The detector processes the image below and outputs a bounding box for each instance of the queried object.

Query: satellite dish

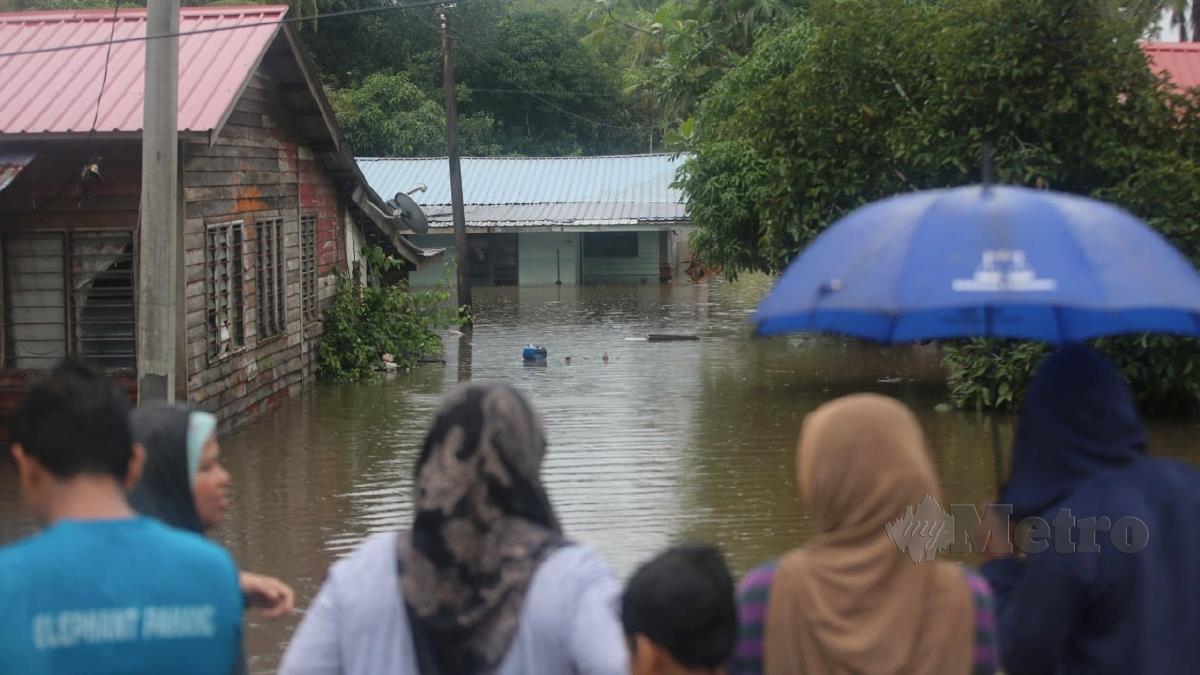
[386,191,429,234]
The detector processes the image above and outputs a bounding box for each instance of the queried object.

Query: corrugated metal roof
[424,200,686,227]
[1143,42,1200,90]
[0,6,286,136]
[0,149,36,192]
[422,202,685,228]
[358,154,687,206]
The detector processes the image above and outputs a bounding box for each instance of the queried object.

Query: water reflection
[1,277,1198,673]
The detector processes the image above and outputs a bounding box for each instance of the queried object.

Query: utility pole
[138,0,180,402]
[440,3,471,317]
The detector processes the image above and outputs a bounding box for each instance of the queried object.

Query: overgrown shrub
[317,263,462,382]
[944,336,1200,414]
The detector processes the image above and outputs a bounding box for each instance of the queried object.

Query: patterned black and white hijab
[398,383,566,674]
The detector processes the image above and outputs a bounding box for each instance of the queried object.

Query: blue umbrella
[754,185,1200,343]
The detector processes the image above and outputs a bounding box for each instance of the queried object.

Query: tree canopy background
[678,0,1200,411]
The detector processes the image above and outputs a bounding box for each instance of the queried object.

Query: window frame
[254,215,287,341]
[300,213,318,323]
[1,229,136,372]
[205,219,246,363]
[583,231,640,258]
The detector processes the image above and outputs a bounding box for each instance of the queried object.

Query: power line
[471,87,615,99]
[0,0,454,60]
[517,89,660,131]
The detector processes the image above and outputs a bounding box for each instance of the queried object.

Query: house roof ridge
[357,153,681,162]
[0,5,288,22]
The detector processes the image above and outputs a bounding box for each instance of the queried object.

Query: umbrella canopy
[754,185,1200,343]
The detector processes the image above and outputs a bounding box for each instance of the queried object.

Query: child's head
[621,543,737,675]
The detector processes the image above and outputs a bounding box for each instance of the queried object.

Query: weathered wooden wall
[183,68,345,430]
[0,141,141,439]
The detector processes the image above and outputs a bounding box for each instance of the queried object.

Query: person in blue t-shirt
[0,360,243,674]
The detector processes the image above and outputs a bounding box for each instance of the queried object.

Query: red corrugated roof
[0,5,287,136]
[1143,41,1200,90]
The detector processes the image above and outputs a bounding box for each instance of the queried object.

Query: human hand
[239,571,295,619]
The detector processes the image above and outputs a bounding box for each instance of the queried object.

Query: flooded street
[3,276,1200,672]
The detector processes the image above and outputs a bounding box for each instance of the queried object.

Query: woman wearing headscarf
[280,383,627,675]
[731,394,998,675]
[980,345,1200,675]
[129,405,295,619]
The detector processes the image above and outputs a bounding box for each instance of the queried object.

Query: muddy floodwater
[2,277,1199,672]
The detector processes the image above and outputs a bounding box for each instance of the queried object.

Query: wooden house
[0,6,431,433]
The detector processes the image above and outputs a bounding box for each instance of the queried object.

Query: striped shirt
[731,561,999,675]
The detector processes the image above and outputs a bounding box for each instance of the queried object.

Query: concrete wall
[407,233,456,287]
[345,211,368,287]
[519,231,579,285]
[581,231,661,284]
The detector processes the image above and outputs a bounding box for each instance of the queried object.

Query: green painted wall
[409,230,677,286]
[518,232,579,285]
[581,231,661,284]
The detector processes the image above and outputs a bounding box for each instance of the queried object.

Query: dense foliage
[317,253,462,382]
[329,72,501,156]
[307,0,643,156]
[680,0,1200,411]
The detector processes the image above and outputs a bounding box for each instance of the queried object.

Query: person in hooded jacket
[129,405,294,619]
[980,345,1200,675]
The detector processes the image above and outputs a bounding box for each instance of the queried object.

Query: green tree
[328,71,500,156]
[303,2,638,155]
[586,0,804,138]
[682,0,1200,410]
[456,11,637,155]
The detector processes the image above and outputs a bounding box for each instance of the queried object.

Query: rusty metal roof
[1143,42,1200,90]
[0,149,35,192]
[0,5,286,136]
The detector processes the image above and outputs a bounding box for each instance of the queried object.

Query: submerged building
[357,154,697,286]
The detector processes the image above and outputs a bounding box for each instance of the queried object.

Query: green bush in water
[943,336,1200,414]
[317,258,463,382]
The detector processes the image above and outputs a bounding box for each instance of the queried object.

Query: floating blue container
[522,344,548,361]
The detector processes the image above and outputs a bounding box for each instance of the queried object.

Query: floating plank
[646,334,700,342]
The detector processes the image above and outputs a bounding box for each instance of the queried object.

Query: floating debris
[522,344,548,362]
[646,334,700,342]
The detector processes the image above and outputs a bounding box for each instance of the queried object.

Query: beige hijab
[764,394,974,675]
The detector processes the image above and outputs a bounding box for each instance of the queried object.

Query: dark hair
[11,359,133,481]
[621,543,737,670]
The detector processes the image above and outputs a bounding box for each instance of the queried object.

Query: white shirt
[279,532,629,675]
